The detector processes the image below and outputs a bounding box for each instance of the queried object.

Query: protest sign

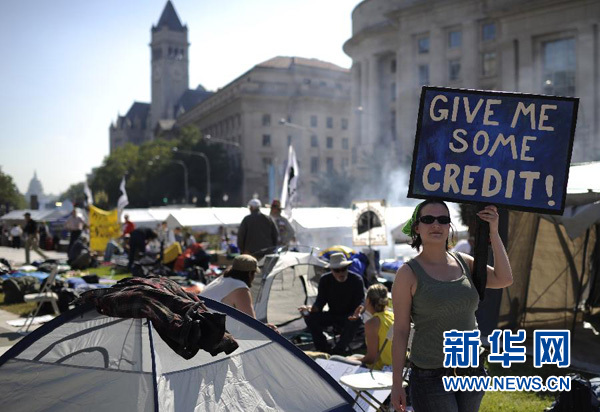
[408,87,578,215]
[89,205,121,251]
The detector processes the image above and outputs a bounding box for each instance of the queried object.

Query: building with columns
[176,57,352,205]
[344,0,600,172]
[109,1,212,152]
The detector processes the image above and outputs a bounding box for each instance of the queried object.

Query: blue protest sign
[408,87,578,214]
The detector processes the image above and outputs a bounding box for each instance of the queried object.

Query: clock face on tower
[152,65,163,81]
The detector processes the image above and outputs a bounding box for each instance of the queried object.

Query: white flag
[83,181,94,206]
[280,145,299,218]
[117,176,129,213]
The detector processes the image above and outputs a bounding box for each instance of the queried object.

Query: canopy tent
[253,251,328,334]
[499,205,599,331]
[120,207,181,228]
[292,208,354,250]
[164,207,257,233]
[0,298,354,411]
[490,162,600,370]
[0,208,68,224]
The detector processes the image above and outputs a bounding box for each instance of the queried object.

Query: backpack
[547,374,600,412]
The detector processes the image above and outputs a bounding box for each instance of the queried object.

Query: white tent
[121,207,182,228]
[0,298,354,411]
[165,207,258,233]
[253,251,328,334]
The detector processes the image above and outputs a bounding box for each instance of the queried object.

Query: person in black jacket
[127,227,158,270]
[23,213,48,264]
[237,199,278,259]
[299,253,365,355]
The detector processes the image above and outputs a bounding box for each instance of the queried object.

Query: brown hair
[366,284,389,313]
[409,199,455,251]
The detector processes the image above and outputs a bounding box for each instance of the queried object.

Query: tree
[89,126,243,208]
[58,182,85,206]
[0,167,26,214]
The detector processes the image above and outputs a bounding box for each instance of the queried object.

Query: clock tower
[150,1,189,130]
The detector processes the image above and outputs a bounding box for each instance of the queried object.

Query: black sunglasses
[419,215,451,225]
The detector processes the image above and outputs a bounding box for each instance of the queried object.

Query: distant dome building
[25,171,56,210]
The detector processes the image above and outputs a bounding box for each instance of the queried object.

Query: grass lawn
[478,358,596,411]
[0,266,131,317]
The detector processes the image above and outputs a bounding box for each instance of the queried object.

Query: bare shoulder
[455,251,474,264]
[454,251,474,272]
[395,262,417,285]
[365,315,380,329]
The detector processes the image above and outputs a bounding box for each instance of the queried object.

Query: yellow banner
[89,205,121,251]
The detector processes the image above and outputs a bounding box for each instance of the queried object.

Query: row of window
[416,37,576,97]
[262,134,349,149]
[311,157,349,174]
[417,22,496,54]
[260,156,349,175]
[262,114,349,130]
[417,52,497,85]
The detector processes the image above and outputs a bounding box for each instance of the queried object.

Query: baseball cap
[248,199,261,208]
[232,254,261,273]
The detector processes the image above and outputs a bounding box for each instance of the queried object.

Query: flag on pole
[117,176,129,214]
[83,181,94,206]
[280,145,299,218]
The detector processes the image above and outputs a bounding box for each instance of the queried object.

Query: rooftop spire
[154,1,185,32]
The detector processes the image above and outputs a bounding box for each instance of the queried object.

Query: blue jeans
[409,366,486,412]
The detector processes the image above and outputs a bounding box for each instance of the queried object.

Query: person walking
[237,199,278,259]
[23,212,48,264]
[390,200,512,412]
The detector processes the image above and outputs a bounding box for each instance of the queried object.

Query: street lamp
[149,157,189,205]
[172,147,211,207]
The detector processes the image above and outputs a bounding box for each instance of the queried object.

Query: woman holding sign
[391,199,512,412]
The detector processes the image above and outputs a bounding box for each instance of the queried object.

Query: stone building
[344,0,600,172]
[109,1,212,152]
[176,56,352,205]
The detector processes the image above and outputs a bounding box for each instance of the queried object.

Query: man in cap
[237,198,279,259]
[299,252,364,355]
[269,199,296,247]
[23,212,48,264]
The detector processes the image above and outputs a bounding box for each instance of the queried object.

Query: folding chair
[20,265,60,333]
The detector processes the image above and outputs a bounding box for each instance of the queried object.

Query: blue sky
[0,0,361,195]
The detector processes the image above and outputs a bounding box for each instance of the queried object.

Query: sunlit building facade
[176,57,352,205]
[344,0,600,172]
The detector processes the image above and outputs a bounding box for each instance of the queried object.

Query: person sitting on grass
[348,283,394,370]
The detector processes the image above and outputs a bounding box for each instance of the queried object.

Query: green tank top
[407,252,479,369]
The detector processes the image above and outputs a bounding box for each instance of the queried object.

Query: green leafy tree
[0,167,26,213]
[58,182,85,206]
[90,126,243,208]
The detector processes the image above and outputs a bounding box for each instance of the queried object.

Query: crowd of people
[0,196,513,412]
